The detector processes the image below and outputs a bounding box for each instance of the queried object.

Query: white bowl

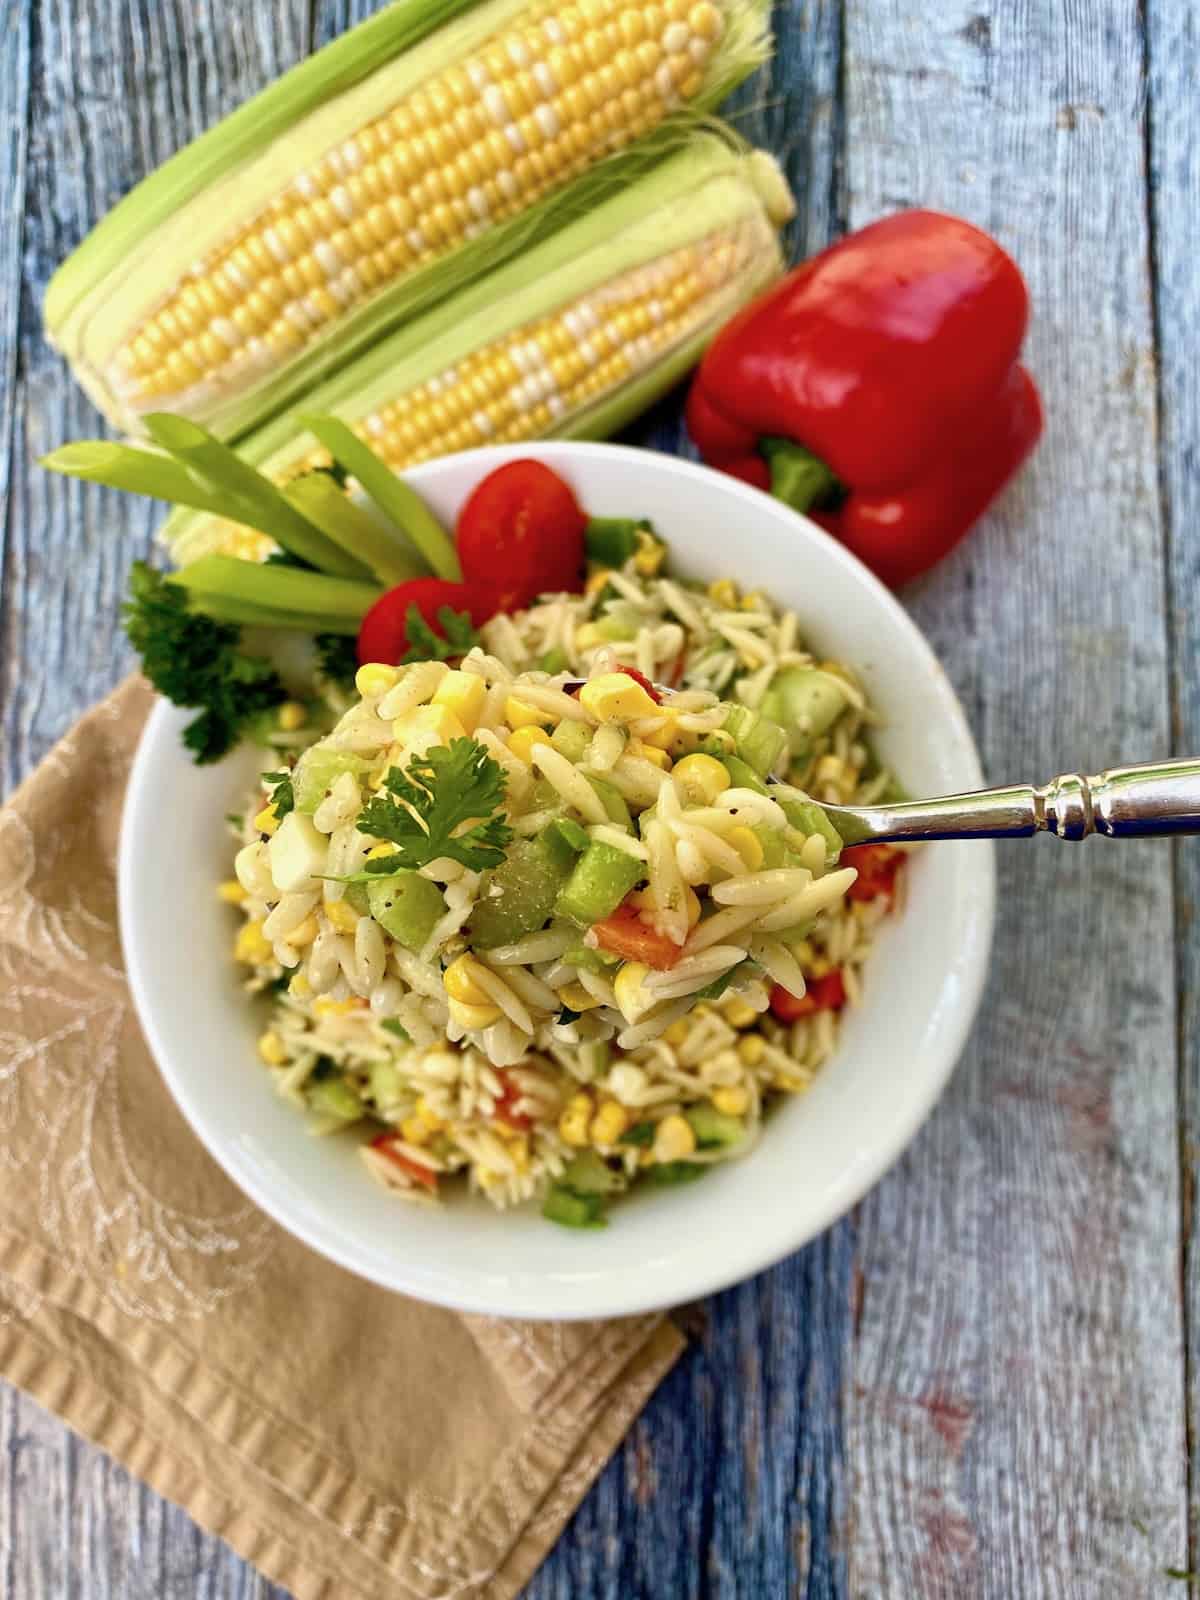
[119,442,994,1320]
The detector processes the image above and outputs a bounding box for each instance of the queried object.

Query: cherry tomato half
[843,843,905,903]
[592,902,683,971]
[768,970,847,1023]
[356,577,495,666]
[456,459,586,612]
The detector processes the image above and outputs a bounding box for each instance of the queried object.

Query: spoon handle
[822,758,1200,845]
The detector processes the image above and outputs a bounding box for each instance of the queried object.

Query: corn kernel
[558,1091,594,1147]
[401,1115,431,1146]
[585,567,614,596]
[393,702,468,746]
[324,896,359,933]
[415,1096,445,1132]
[558,982,602,1012]
[447,996,503,1030]
[639,710,679,750]
[313,996,365,1018]
[433,669,487,733]
[712,1085,749,1117]
[355,662,400,698]
[737,1034,766,1067]
[289,973,312,999]
[632,529,665,576]
[277,700,307,732]
[444,953,493,1006]
[507,726,546,764]
[628,739,670,769]
[613,960,653,1023]
[234,920,273,964]
[285,915,319,947]
[257,1031,288,1066]
[727,825,764,871]
[506,1132,531,1172]
[505,694,555,730]
[707,578,738,607]
[217,879,247,905]
[574,622,606,651]
[672,753,730,806]
[664,1019,691,1048]
[253,804,280,836]
[590,1099,631,1145]
[721,996,759,1029]
[810,955,833,979]
[653,1113,697,1163]
[579,671,659,722]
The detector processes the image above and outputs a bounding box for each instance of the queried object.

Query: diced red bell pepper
[369,1133,438,1191]
[592,902,683,970]
[843,843,905,903]
[616,664,663,703]
[769,970,847,1023]
[686,209,1043,586]
[492,1069,533,1132]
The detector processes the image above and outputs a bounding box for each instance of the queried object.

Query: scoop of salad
[236,647,859,1067]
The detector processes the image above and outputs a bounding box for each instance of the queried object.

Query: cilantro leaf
[314,632,359,688]
[124,561,286,764]
[356,738,513,873]
[401,604,480,665]
[262,769,295,819]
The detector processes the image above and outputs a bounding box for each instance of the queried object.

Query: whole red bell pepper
[685,209,1043,587]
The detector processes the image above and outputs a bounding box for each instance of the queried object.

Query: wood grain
[842,2,1188,1595]
[1147,0,1200,1587]
[0,1,1195,1597]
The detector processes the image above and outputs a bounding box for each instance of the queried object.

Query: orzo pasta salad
[224,515,909,1226]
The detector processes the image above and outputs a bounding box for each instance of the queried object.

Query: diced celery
[721,704,788,777]
[292,747,372,815]
[306,1075,362,1122]
[542,1186,607,1228]
[751,824,788,868]
[585,775,632,830]
[760,667,851,753]
[561,1150,624,1196]
[649,1162,708,1186]
[555,842,643,925]
[366,872,445,952]
[469,834,575,949]
[550,816,591,854]
[367,1059,404,1111]
[550,720,592,762]
[719,755,770,794]
[776,791,844,865]
[563,943,621,973]
[685,1105,745,1149]
[539,647,569,674]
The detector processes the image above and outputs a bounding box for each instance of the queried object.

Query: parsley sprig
[262,770,295,819]
[356,738,513,874]
[124,561,285,763]
[402,605,480,664]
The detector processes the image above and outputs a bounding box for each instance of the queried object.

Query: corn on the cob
[46,0,771,442]
[164,129,793,564]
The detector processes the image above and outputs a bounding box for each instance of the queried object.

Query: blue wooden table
[2,2,1198,1594]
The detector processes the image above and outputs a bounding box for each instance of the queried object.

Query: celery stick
[283,473,428,587]
[168,555,379,619]
[40,440,236,517]
[144,414,370,579]
[300,416,461,580]
[184,595,360,634]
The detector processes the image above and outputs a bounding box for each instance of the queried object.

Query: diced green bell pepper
[469,832,576,949]
[555,841,643,925]
[366,871,445,952]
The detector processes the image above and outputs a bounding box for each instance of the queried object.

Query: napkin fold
[0,679,683,1600]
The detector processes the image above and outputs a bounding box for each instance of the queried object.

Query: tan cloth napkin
[0,678,683,1600]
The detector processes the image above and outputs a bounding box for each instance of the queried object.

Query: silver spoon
[805,760,1200,845]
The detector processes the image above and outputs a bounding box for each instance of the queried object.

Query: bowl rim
[119,440,994,1318]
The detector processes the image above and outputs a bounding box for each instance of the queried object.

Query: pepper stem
[761,437,840,515]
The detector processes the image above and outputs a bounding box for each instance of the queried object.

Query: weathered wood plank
[842,2,1187,1595]
[0,3,306,1598]
[1147,0,1200,1586]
